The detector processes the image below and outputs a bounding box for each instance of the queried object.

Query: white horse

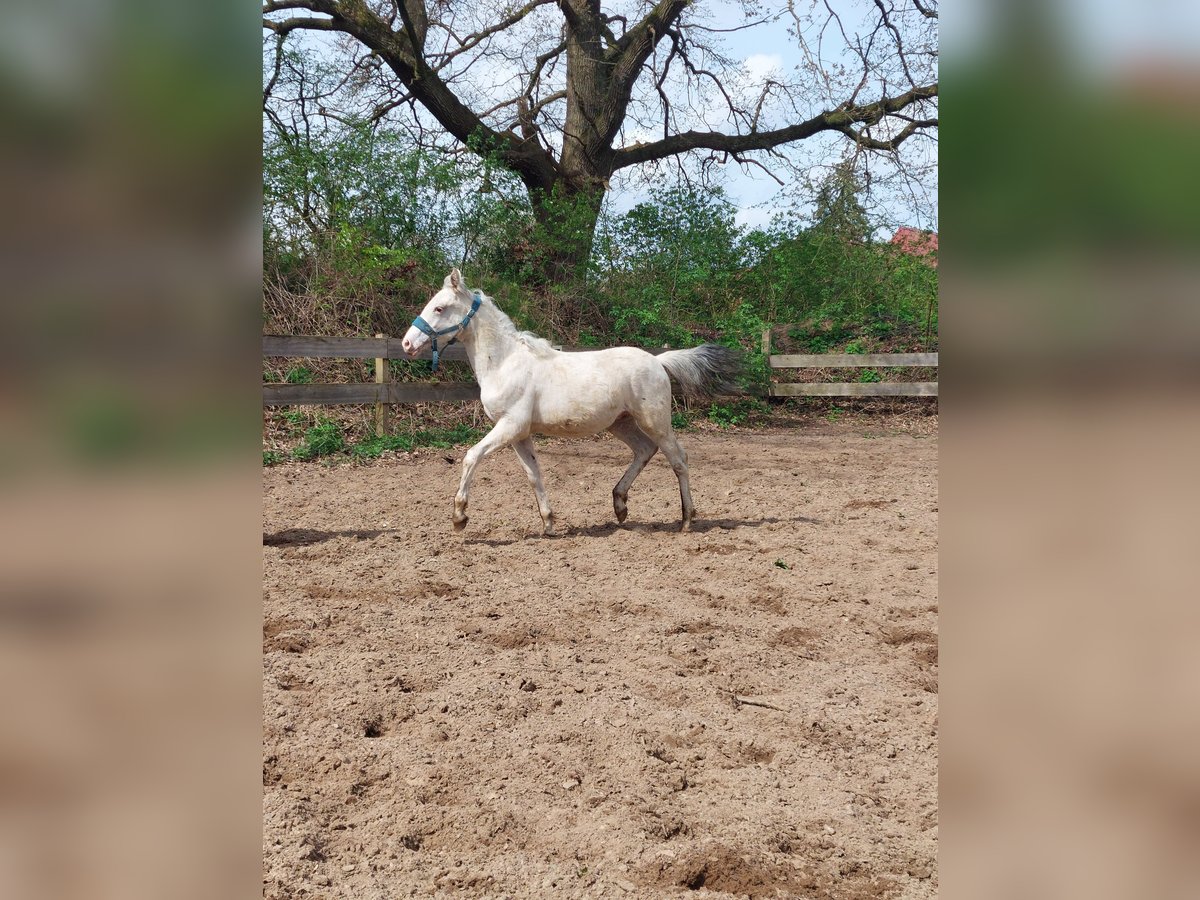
[401,269,741,535]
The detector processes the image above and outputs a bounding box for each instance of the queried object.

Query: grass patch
[292,419,345,460]
[706,398,769,429]
[272,420,486,464]
[411,423,485,449]
[348,424,486,460]
[350,433,414,458]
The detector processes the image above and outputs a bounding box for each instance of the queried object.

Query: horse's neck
[460,304,523,383]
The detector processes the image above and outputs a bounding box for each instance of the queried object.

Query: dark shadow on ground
[263,528,400,546]
[266,515,819,548]
[462,515,819,546]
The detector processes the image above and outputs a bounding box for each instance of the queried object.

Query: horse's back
[521,345,671,436]
[552,346,670,394]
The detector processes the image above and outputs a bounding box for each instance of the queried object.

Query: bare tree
[263,0,937,277]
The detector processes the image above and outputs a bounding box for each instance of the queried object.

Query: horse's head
[401,268,477,357]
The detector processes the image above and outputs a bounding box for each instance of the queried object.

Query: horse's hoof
[679,519,692,533]
[453,516,468,532]
[613,495,628,523]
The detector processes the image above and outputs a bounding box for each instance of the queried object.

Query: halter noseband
[411,292,482,372]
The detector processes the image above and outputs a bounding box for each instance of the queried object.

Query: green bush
[706,398,769,429]
[292,419,345,460]
[671,410,693,431]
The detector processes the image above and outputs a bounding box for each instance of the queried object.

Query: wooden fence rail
[763,329,937,398]
[262,332,937,406]
[262,334,471,362]
[264,382,481,406]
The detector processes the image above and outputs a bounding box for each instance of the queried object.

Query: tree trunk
[526,178,605,284]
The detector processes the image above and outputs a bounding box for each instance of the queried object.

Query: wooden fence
[761,330,937,397]
[262,331,937,419]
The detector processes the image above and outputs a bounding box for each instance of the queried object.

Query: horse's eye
[434,306,444,314]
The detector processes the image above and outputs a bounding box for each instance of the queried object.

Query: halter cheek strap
[411,292,482,372]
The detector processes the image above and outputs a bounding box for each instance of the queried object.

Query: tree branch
[612,83,938,169]
[836,116,938,151]
[263,16,340,36]
[264,0,561,190]
[263,33,286,106]
[427,0,554,68]
[873,0,915,87]
[263,0,326,13]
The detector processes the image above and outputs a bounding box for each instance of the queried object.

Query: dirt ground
[263,419,938,899]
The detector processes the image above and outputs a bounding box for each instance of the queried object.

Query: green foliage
[858,368,883,383]
[706,398,769,429]
[280,409,307,430]
[671,409,693,431]
[284,366,314,384]
[263,450,286,466]
[788,322,856,353]
[349,433,414,458]
[265,120,499,264]
[286,420,485,462]
[774,559,790,570]
[410,424,486,449]
[811,162,872,243]
[292,419,345,460]
[349,424,486,460]
[594,186,749,346]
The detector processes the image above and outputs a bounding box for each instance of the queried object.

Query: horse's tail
[657,343,744,400]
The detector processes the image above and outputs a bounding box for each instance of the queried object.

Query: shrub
[293,419,345,460]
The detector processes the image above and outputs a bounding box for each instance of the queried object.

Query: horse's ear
[444,268,463,291]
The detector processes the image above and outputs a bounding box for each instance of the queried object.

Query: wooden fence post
[374,334,389,436]
[761,327,771,356]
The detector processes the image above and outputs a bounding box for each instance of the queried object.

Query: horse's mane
[476,290,558,358]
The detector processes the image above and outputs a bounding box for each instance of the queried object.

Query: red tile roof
[890,227,938,265]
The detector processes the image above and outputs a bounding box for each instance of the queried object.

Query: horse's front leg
[453,418,526,531]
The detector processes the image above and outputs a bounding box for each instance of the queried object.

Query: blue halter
[411,292,482,372]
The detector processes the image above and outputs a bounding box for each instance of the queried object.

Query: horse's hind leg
[608,416,658,524]
[630,408,695,532]
[656,431,695,532]
[512,437,556,536]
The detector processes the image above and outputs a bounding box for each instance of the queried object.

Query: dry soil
[263,421,938,899]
